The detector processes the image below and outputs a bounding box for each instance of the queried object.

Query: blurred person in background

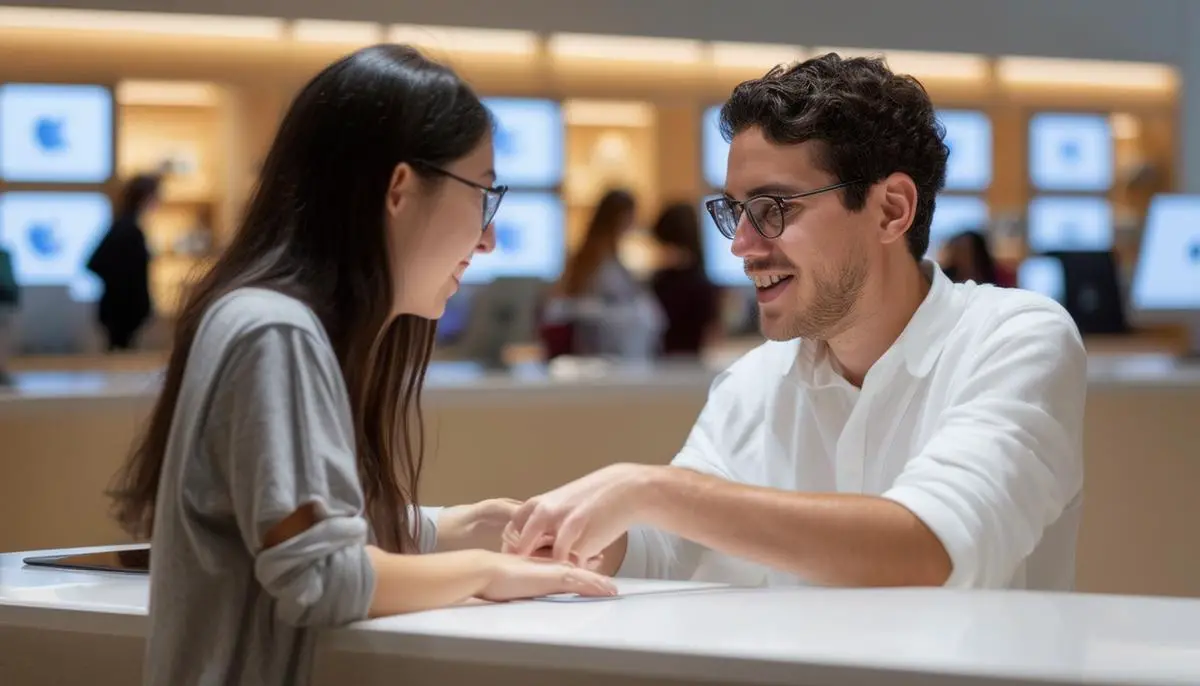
[505,54,1086,593]
[0,244,17,385]
[87,173,159,352]
[542,189,664,360]
[107,45,613,686]
[650,202,720,357]
[938,229,1014,287]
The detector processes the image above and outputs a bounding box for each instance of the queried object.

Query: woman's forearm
[365,546,496,616]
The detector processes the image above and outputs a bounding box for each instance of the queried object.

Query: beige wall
[2,376,1198,598]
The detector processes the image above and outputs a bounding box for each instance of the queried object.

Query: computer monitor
[928,196,989,258]
[0,191,112,302]
[1018,252,1128,334]
[452,277,545,369]
[482,98,564,189]
[702,105,729,190]
[462,191,565,285]
[1018,256,1067,303]
[1027,196,1113,253]
[699,199,745,288]
[0,83,114,183]
[1129,194,1200,355]
[1028,112,1113,192]
[939,110,992,192]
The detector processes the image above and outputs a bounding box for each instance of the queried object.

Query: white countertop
[3,546,1200,686]
[3,353,1199,404]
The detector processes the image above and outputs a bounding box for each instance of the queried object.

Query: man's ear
[876,172,918,248]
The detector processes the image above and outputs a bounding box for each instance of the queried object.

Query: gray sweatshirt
[143,288,439,686]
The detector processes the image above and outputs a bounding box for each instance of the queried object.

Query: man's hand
[436,498,522,552]
[501,463,657,564]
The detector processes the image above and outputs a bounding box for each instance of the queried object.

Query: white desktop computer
[1129,194,1200,357]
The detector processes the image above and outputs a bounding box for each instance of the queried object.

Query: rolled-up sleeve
[207,325,374,627]
[883,306,1088,589]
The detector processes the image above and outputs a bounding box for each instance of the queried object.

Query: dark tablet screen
[23,546,150,574]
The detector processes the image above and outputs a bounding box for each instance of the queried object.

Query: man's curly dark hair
[719,53,949,261]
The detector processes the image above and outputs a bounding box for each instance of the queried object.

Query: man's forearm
[639,467,951,587]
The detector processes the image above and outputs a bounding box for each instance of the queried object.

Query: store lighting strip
[116,80,221,107]
[549,33,704,65]
[814,46,990,81]
[996,56,1178,91]
[562,100,656,127]
[387,24,539,56]
[0,6,285,39]
[291,19,384,46]
[710,42,808,69]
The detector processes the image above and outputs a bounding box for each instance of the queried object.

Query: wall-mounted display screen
[938,110,992,192]
[462,191,565,284]
[1027,196,1113,253]
[702,105,729,190]
[1028,112,1113,192]
[700,199,745,287]
[0,191,112,301]
[1130,194,1200,311]
[1018,256,1067,304]
[0,83,114,184]
[482,98,564,189]
[927,195,989,258]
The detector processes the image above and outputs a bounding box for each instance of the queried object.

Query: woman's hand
[436,498,522,552]
[477,553,617,602]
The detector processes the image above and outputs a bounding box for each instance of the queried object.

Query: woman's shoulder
[198,288,331,357]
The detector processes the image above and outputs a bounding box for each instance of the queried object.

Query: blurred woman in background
[649,203,720,357]
[543,189,664,359]
[939,229,1014,287]
[108,44,613,686]
[87,173,159,351]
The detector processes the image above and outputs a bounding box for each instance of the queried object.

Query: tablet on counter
[23,545,150,574]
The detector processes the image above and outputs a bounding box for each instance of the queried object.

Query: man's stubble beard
[760,253,869,342]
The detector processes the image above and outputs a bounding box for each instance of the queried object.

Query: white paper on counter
[532,580,729,602]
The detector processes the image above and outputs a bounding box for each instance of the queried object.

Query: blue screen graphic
[1018,256,1067,303]
[702,105,729,190]
[938,110,992,192]
[1130,194,1200,311]
[1029,113,1113,192]
[482,98,564,189]
[928,196,990,258]
[700,199,746,287]
[462,191,565,284]
[0,191,113,301]
[0,83,114,183]
[1027,196,1113,253]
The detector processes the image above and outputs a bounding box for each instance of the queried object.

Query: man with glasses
[505,54,1087,590]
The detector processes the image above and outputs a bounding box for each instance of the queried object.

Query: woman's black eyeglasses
[412,160,508,230]
[704,180,861,240]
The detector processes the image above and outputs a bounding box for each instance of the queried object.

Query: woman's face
[384,135,497,319]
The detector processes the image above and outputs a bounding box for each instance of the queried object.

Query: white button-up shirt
[619,262,1087,590]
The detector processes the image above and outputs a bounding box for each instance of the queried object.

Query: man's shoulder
[956,283,1082,344]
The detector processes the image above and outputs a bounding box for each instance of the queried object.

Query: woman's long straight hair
[109,45,492,553]
[559,189,636,297]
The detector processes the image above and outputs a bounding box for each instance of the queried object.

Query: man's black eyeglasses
[704,180,861,240]
[412,160,508,230]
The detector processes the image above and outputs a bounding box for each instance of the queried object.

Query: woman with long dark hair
[109,45,614,686]
[543,189,664,359]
